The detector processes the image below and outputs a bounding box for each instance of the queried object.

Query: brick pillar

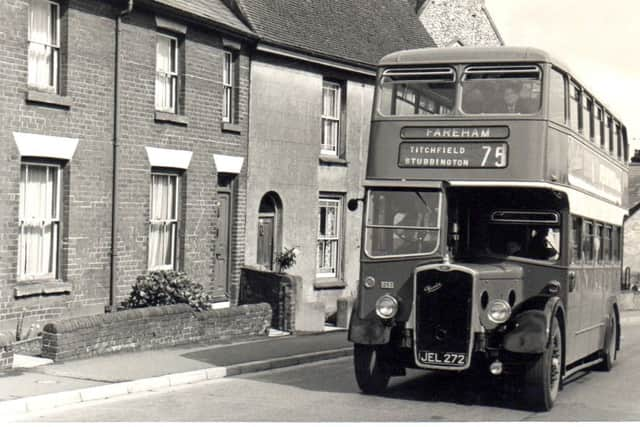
[0,332,15,370]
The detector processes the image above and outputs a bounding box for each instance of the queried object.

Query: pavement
[1,310,640,420]
[0,327,352,419]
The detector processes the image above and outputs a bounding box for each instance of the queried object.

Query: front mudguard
[503,296,563,354]
[348,299,392,345]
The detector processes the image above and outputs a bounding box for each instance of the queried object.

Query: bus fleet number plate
[418,351,466,366]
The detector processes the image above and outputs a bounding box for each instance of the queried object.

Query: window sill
[319,156,348,166]
[221,122,241,134]
[26,90,71,109]
[14,280,72,298]
[155,111,189,126]
[314,278,347,290]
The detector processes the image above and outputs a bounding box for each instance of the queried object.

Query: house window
[321,80,341,157]
[317,196,342,278]
[28,0,60,92]
[222,50,235,123]
[18,163,61,280]
[149,173,179,270]
[155,34,179,113]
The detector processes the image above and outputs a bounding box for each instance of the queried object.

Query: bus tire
[523,315,562,412]
[597,310,617,372]
[353,344,390,394]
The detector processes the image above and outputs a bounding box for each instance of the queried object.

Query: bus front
[349,47,576,411]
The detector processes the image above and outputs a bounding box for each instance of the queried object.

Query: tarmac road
[18,323,640,422]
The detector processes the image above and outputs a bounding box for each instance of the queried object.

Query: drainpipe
[109,0,134,311]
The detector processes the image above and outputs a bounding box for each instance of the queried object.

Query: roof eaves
[138,0,258,40]
[258,38,378,73]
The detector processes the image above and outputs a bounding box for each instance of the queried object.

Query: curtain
[28,0,54,89]
[19,165,58,278]
[149,175,176,268]
[155,37,173,111]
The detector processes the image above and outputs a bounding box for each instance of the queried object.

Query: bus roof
[379,46,569,72]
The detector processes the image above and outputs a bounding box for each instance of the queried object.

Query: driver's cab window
[364,189,441,258]
[487,211,560,262]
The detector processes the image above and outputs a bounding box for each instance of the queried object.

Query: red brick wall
[0,0,118,331]
[0,333,15,370]
[239,267,298,332]
[0,1,250,331]
[114,8,250,303]
[41,303,271,361]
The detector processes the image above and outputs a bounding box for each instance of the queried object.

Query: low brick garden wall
[42,303,271,362]
[0,332,14,370]
[239,267,298,332]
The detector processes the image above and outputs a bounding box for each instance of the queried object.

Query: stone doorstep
[12,354,53,369]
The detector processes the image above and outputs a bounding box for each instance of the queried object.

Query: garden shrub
[121,270,212,312]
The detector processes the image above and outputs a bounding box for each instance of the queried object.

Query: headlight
[487,299,511,324]
[364,276,376,289]
[375,295,398,320]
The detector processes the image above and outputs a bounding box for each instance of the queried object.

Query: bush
[275,247,297,273]
[121,270,212,312]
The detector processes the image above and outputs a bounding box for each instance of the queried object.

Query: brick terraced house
[0,0,255,333]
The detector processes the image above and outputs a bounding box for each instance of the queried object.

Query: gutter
[109,0,134,311]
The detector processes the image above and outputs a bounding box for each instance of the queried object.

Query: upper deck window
[569,83,581,133]
[461,65,542,115]
[378,67,456,116]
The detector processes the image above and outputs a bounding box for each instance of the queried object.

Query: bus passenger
[462,88,485,114]
[502,83,521,113]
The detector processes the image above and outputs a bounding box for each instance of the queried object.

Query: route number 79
[481,145,507,167]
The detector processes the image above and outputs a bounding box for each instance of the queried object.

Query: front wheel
[353,344,390,394]
[523,316,563,411]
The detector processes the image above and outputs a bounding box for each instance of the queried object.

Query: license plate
[418,351,466,366]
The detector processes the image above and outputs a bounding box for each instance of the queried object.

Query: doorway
[257,192,282,270]
[214,174,236,298]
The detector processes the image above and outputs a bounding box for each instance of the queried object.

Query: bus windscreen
[365,190,441,257]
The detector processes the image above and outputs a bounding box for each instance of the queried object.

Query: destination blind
[398,142,508,168]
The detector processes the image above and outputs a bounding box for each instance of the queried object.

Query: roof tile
[235,0,435,67]
[154,0,254,37]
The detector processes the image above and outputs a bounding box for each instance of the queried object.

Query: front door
[214,192,231,296]
[257,215,275,269]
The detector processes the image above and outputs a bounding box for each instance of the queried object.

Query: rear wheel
[523,316,562,411]
[353,344,390,394]
[597,310,617,371]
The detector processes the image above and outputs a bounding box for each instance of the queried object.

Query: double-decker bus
[348,47,629,411]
